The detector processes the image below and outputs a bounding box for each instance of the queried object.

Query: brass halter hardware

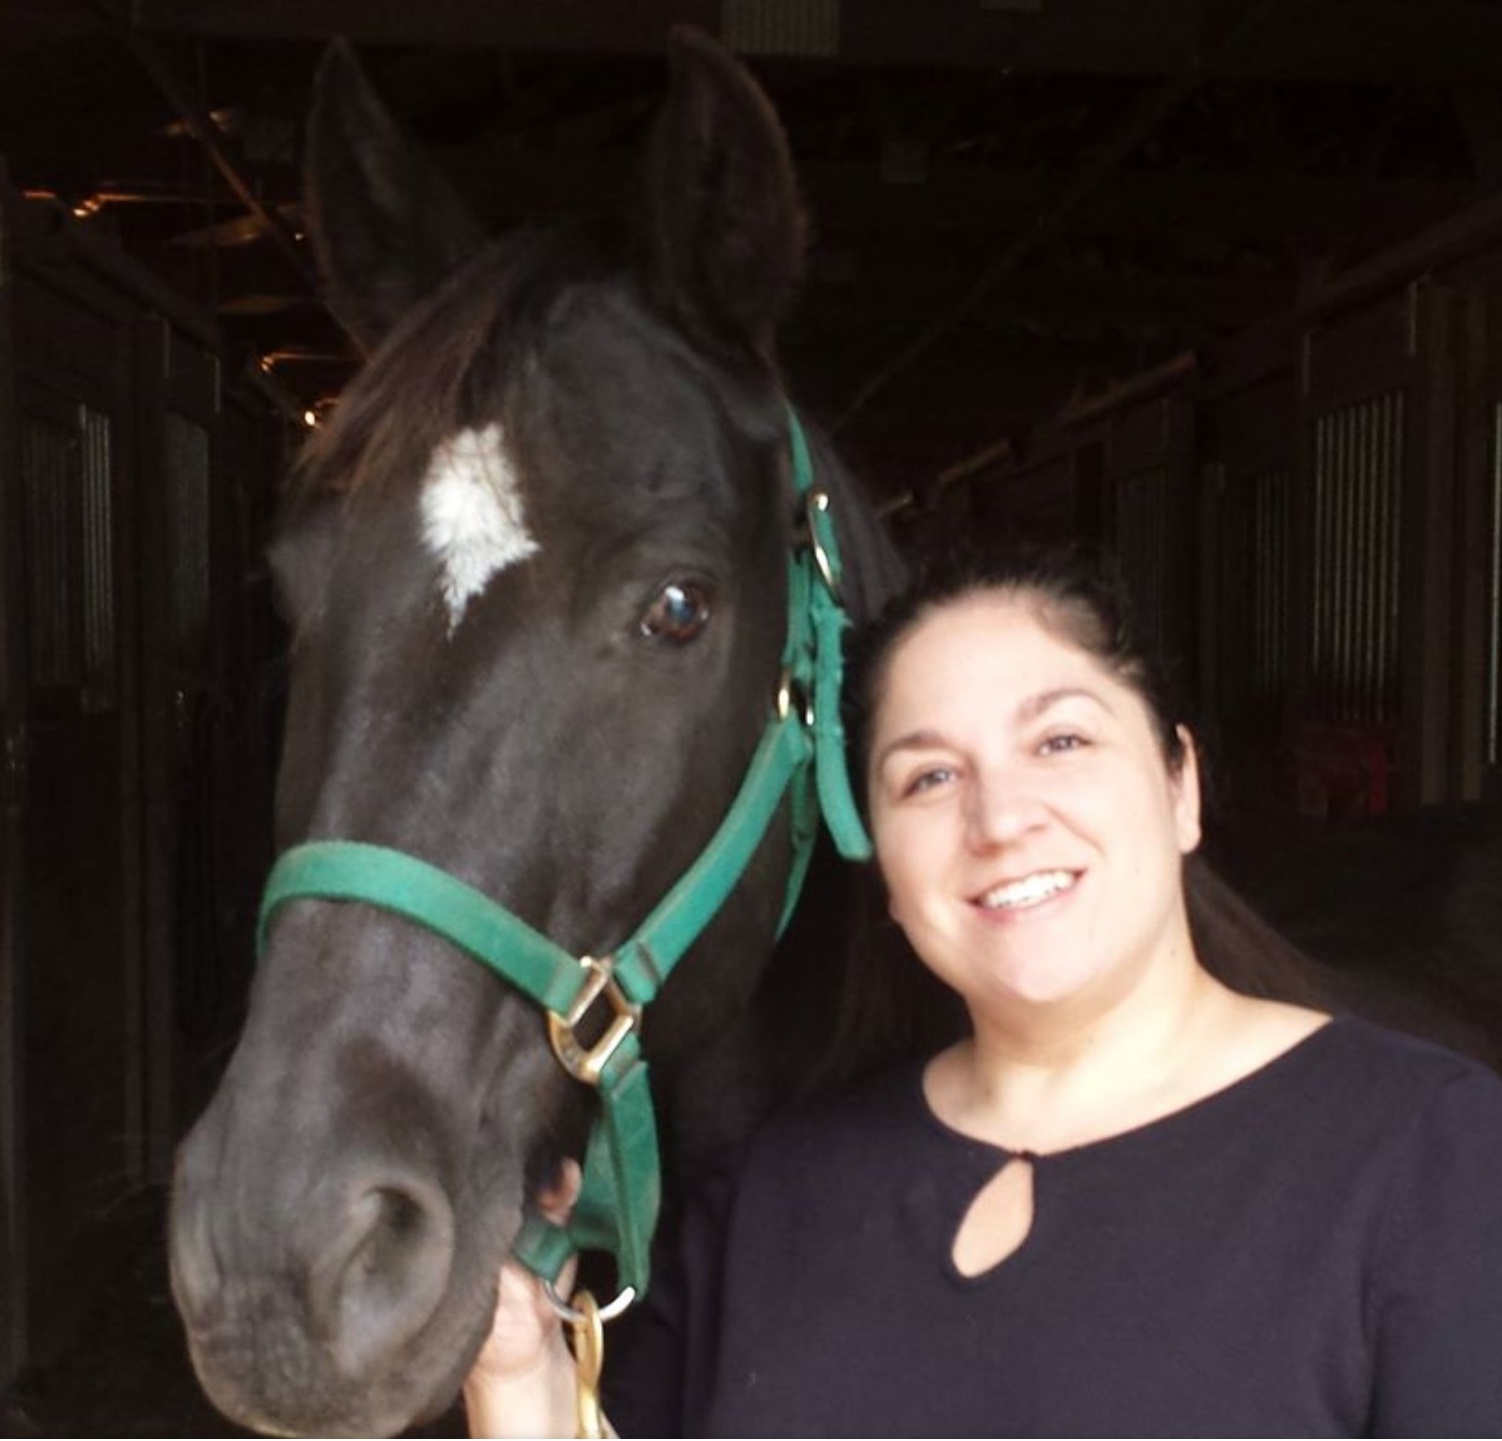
[805,489,842,602]
[566,1289,607,1439]
[546,956,641,1086]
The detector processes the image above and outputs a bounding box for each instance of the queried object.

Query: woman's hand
[464,1163,583,1439]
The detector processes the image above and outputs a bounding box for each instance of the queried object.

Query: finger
[536,1158,582,1224]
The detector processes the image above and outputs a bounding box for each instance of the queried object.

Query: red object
[1294,722,1395,819]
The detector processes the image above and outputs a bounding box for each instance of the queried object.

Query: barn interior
[3,2,1501,500]
[2,1,1502,1434]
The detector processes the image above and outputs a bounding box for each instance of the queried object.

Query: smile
[977,869,1078,911]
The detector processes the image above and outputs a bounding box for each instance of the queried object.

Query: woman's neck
[925,937,1245,1153]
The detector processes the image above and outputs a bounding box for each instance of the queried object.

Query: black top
[608,1018,1502,1438]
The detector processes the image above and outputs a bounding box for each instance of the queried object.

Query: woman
[468,545,1502,1437]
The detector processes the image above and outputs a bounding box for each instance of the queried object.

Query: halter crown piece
[256,407,870,1318]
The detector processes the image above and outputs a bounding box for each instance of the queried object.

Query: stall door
[9,267,144,1365]
[137,326,288,1165]
[1105,394,1197,682]
[1297,282,1436,812]
[137,322,228,1174]
[1458,261,1502,802]
[1197,371,1298,805]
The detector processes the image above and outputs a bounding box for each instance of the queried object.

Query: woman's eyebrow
[874,686,1116,770]
[873,729,950,771]
[1017,685,1114,722]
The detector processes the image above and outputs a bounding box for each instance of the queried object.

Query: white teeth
[980,870,1076,911]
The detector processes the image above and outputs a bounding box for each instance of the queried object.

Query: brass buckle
[804,489,842,601]
[547,956,641,1086]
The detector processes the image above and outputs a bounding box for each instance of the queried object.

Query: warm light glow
[303,410,318,428]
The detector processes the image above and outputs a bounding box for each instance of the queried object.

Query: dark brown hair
[849,539,1187,785]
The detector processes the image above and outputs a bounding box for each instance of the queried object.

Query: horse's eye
[640,580,712,643]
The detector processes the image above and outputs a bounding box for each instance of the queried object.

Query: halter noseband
[255,407,869,1314]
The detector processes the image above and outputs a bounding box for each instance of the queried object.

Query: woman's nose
[964,770,1047,849]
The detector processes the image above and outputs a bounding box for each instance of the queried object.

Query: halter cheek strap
[255,407,869,1311]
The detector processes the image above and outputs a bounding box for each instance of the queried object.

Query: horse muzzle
[169,1089,508,1437]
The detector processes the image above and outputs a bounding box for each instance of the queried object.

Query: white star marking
[419,422,540,630]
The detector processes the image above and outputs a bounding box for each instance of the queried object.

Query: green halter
[256,407,869,1314]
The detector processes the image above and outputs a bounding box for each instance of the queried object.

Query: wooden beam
[797,256,1288,331]
[832,0,1285,429]
[87,3,320,295]
[1300,187,1502,322]
[129,0,1502,82]
[1055,348,1198,425]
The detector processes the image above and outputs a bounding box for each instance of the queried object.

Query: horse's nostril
[310,1176,457,1377]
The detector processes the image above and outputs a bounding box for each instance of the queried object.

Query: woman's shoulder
[1313,1012,1501,1089]
[1204,987,1497,1095]
[1081,1007,1502,1170]
[1266,1011,1502,1150]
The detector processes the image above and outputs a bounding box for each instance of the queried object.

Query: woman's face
[866,590,1201,1017]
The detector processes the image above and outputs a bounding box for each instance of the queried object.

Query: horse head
[168,28,901,1437]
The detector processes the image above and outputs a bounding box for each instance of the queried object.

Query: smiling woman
[866,587,1202,1020]
[855,551,1339,1155]
[468,542,1502,1438]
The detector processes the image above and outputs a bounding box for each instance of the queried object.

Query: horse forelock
[289,226,617,505]
[278,227,645,628]
[284,219,800,633]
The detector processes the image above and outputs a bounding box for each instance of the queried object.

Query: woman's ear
[1172,724,1202,855]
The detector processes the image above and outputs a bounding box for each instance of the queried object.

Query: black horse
[168,30,902,1438]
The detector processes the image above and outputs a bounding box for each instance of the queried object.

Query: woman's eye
[1039,732,1087,756]
[640,580,712,643]
[902,766,955,797]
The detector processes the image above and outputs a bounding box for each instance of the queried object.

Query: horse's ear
[305,39,485,353]
[637,26,806,363]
